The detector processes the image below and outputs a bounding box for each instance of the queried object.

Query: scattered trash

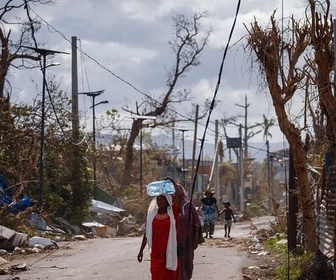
[0,256,8,265]
[9,263,27,272]
[27,213,47,231]
[0,225,28,250]
[117,215,138,235]
[0,225,16,240]
[82,222,107,237]
[257,251,270,256]
[10,232,28,247]
[250,235,259,243]
[54,217,81,235]
[105,226,117,238]
[54,236,65,242]
[0,249,7,255]
[72,235,86,241]
[28,236,58,249]
[247,266,259,269]
[90,199,125,215]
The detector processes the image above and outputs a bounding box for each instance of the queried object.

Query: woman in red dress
[137,182,181,280]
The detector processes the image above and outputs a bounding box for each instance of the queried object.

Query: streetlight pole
[29,47,68,207]
[182,130,186,187]
[197,138,207,191]
[173,128,192,189]
[79,90,108,199]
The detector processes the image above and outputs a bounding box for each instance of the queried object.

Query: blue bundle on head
[146,180,176,196]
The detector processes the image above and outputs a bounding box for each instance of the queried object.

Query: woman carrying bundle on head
[137,177,182,280]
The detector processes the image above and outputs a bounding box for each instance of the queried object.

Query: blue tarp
[0,173,31,213]
[0,173,12,206]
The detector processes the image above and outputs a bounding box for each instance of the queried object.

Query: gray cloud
[7,0,326,145]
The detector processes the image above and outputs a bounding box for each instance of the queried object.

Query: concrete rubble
[0,198,143,275]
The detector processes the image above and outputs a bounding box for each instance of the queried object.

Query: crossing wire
[190,0,241,199]
[185,0,242,277]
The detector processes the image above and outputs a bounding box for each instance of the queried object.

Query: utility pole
[72,36,79,142]
[214,120,220,201]
[266,139,271,211]
[288,149,298,251]
[172,121,176,179]
[235,96,250,159]
[181,129,187,188]
[239,124,244,212]
[191,105,199,196]
[71,36,83,209]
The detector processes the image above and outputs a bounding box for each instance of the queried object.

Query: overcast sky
[6,0,336,158]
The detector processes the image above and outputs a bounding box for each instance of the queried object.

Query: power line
[190,0,242,199]
[24,3,89,146]
[27,7,196,123]
[25,4,270,158]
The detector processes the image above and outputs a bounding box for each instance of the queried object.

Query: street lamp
[29,47,68,207]
[129,115,157,195]
[173,127,193,188]
[79,90,108,199]
[198,138,207,191]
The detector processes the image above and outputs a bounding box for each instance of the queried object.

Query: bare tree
[245,0,334,252]
[0,0,54,184]
[0,0,56,100]
[121,12,211,187]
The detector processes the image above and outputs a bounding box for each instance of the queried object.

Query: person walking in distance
[200,188,219,238]
[220,201,235,238]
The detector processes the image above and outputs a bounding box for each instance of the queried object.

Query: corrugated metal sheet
[319,203,334,258]
[318,166,336,260]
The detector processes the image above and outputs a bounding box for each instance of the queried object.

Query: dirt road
[0,216,275,280]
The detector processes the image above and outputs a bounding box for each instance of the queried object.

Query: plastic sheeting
[90,199,125,214]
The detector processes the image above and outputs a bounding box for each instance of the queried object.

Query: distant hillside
[151,134,287,163]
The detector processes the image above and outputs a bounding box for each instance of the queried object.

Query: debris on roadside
[242,229,284,280]
[0,225,28,251]
[72,235,87,241]
[8,263,27,272]
[0,256,8,265]
[28,236,58,249]
[82,221,107,237]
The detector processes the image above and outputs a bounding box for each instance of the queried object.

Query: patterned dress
[201,197,218,235]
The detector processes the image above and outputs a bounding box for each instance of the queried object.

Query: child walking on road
[219,202,235,238]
